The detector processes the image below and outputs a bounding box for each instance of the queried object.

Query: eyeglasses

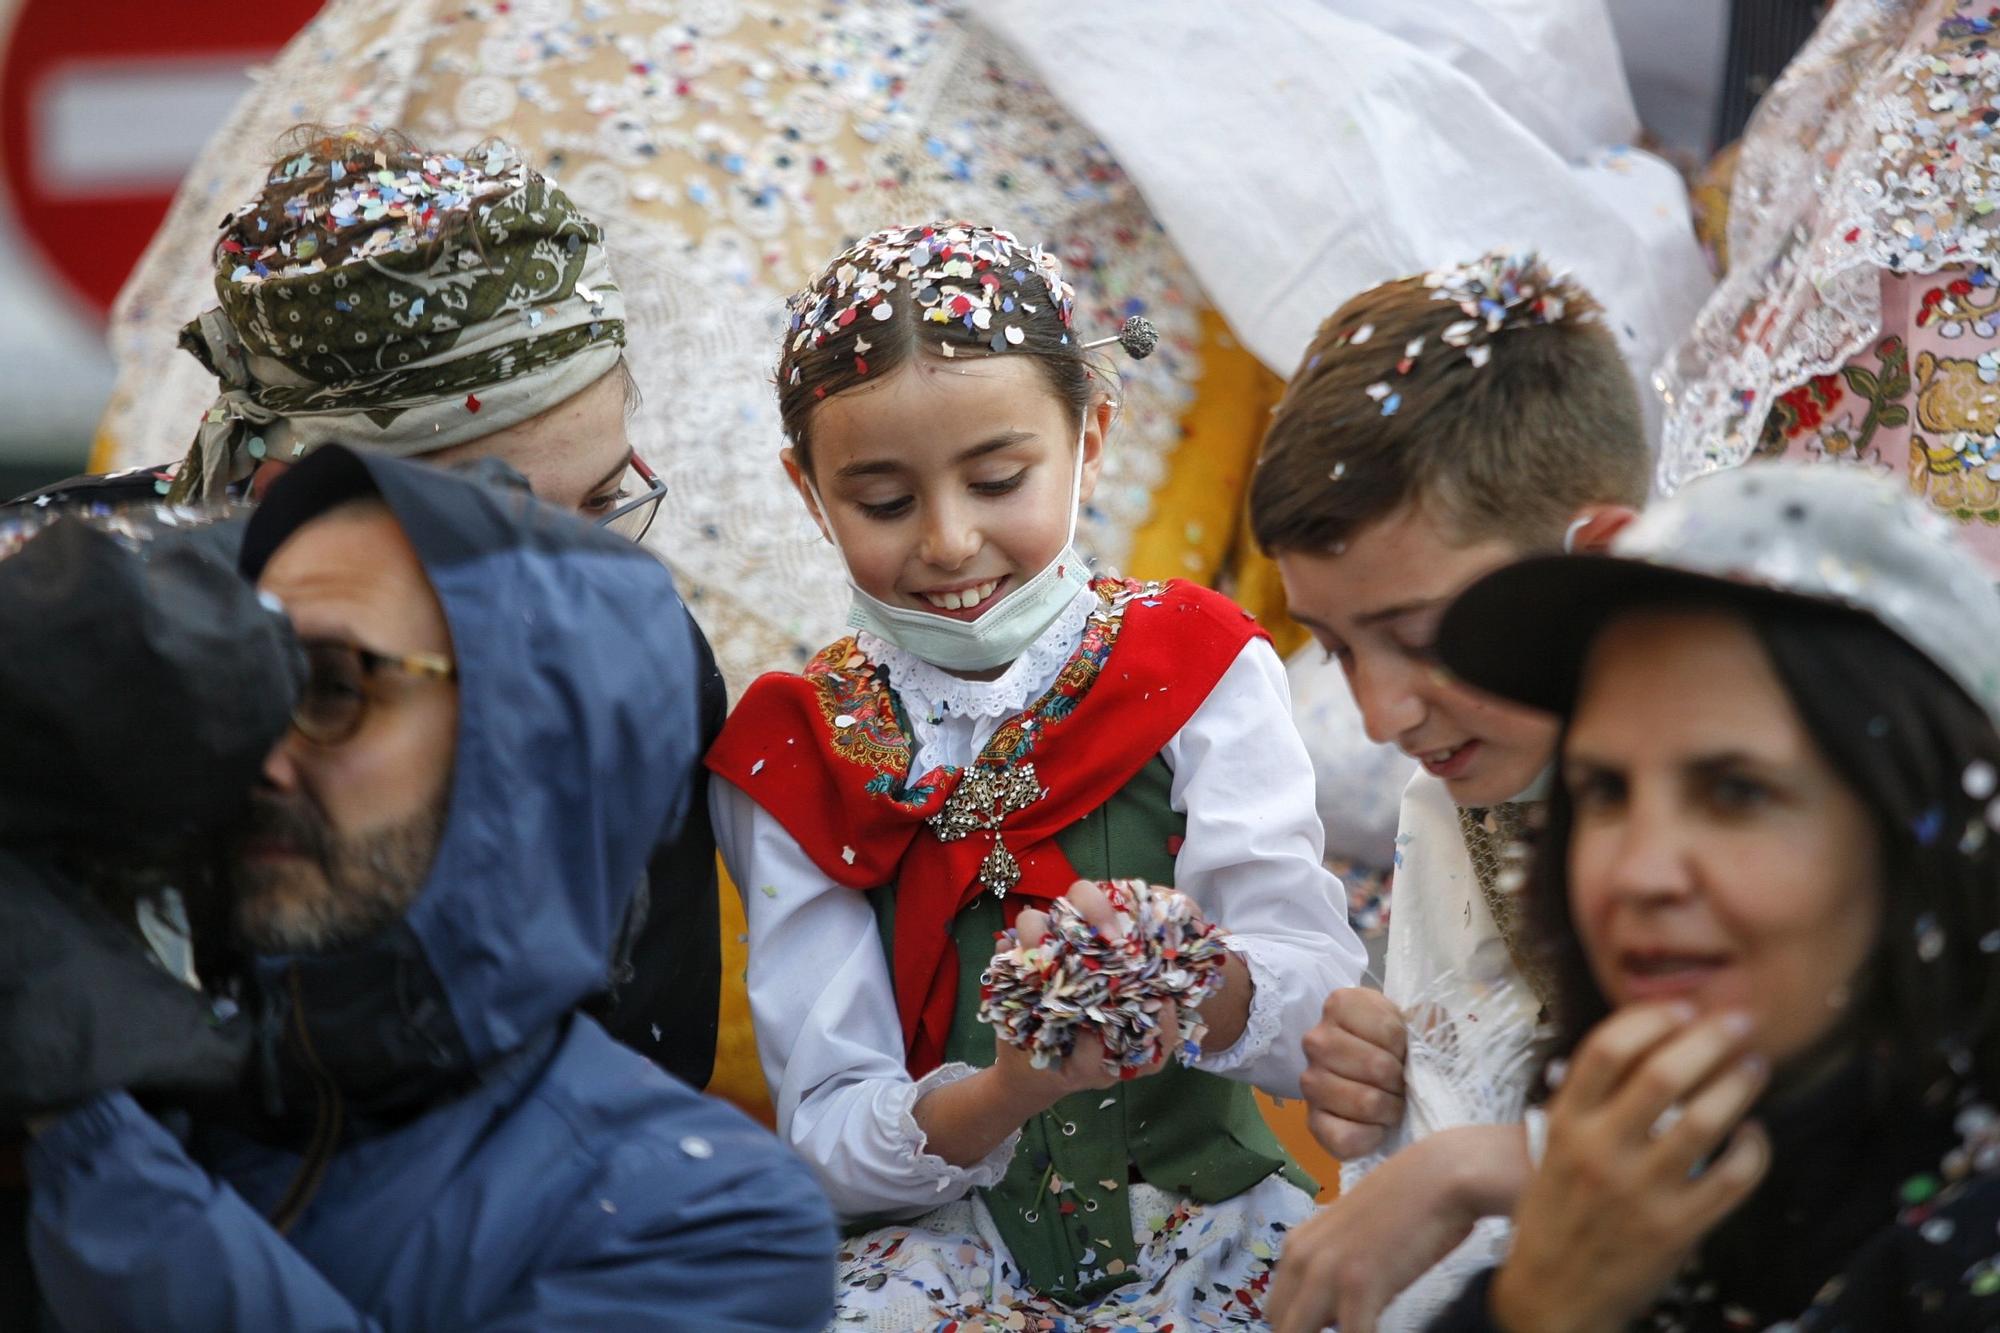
[597,454,667,542]
[294,639,457,746]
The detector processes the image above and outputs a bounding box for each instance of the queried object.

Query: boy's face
[1277,502,1558,807]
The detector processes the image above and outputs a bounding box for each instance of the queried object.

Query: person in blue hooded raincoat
[18,445,836,1331]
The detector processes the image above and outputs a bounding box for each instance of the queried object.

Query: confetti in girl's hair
[774,220,1152,463]
[784,220,1076,360]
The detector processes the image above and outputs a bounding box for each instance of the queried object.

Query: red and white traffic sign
[0,0,321,315]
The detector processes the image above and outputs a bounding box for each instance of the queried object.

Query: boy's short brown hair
[1250,254,1647,556]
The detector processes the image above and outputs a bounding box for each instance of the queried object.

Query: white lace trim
[1659,0,1991,493]
[858,583,1098,725]
[894,1060,1022,1197]
[1184,936,1285,1076]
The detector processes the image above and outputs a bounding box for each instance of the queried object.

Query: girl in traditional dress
[706,221,1367,1330]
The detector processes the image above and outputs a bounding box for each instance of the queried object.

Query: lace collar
[857,584,1100,723]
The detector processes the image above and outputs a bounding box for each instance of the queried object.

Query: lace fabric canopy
[1659,0,2000,532]
[97,0,1206,694]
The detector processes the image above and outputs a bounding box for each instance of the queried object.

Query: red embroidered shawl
[706,578,1267,1076]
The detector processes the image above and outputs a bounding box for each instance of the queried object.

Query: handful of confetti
[978,879,1230,1077]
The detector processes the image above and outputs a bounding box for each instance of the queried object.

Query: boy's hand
[1300,987,1407,1158]
[1266,1123,1530,1333]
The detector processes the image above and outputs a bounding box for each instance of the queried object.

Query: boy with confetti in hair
[708,220,1367,1329]
[1249,254,1651,1333]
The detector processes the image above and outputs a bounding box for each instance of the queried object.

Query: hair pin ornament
[1083,315,1159,360]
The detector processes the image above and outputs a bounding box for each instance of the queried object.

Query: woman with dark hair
[1421,461,2000,1331]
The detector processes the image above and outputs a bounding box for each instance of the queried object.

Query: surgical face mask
[807,422,1092,673]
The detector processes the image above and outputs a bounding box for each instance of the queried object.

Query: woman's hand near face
[1488,1003,1771,1333]
[1266,1122,1530,1333]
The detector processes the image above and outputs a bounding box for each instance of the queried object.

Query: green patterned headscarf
[170,139,626,501]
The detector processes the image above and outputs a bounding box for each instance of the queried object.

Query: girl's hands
[915,881,1185,1166]
[1488,1003,1771,1333]
[988,880,1177,1108]
[1266,1122,1530,1333]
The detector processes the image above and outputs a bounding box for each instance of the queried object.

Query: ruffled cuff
[1184,935,1284,1076]
[893,1061,1022,1198]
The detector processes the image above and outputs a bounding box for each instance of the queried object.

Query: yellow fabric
[86,430,119,476]
[1122,310,1306,659]
[1691,141,1741,278]
[710,860,774,1124]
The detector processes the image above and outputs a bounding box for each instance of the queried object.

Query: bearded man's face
[232,501,457,954]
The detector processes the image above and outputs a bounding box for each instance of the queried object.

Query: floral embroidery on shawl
[800,640,924,803]
[1660,1,2000,557]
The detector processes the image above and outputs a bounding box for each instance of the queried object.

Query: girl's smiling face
[783,354,1107,624]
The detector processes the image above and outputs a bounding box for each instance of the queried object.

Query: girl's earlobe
[780,446,834,543]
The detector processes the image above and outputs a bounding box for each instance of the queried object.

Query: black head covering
[0,511,303,849]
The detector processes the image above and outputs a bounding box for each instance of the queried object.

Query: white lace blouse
[711,585,1366,1219]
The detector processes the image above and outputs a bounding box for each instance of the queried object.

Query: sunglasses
[294,639,457,746]
[597,454,667,542]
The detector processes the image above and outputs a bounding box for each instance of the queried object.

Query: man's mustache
[232,793,331,864]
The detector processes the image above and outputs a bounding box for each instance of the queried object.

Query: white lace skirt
[831,1174,1315,1330]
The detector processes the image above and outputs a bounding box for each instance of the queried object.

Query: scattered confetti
[1916,911,1947,961]
[978,880,1228,1075]
[1967,760,1998,800]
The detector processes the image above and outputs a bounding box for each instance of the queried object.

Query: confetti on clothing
[979,880,1229,1074]
[0,502,241,562]
[217,141,525,284]
[172,129,626,502]
[830,1175,1311,1331]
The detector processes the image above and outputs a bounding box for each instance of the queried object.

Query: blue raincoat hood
[240,446,704,1117]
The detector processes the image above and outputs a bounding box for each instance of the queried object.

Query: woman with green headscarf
[10,126,720,1094]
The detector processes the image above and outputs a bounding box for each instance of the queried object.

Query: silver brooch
[928,763,1047,898]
